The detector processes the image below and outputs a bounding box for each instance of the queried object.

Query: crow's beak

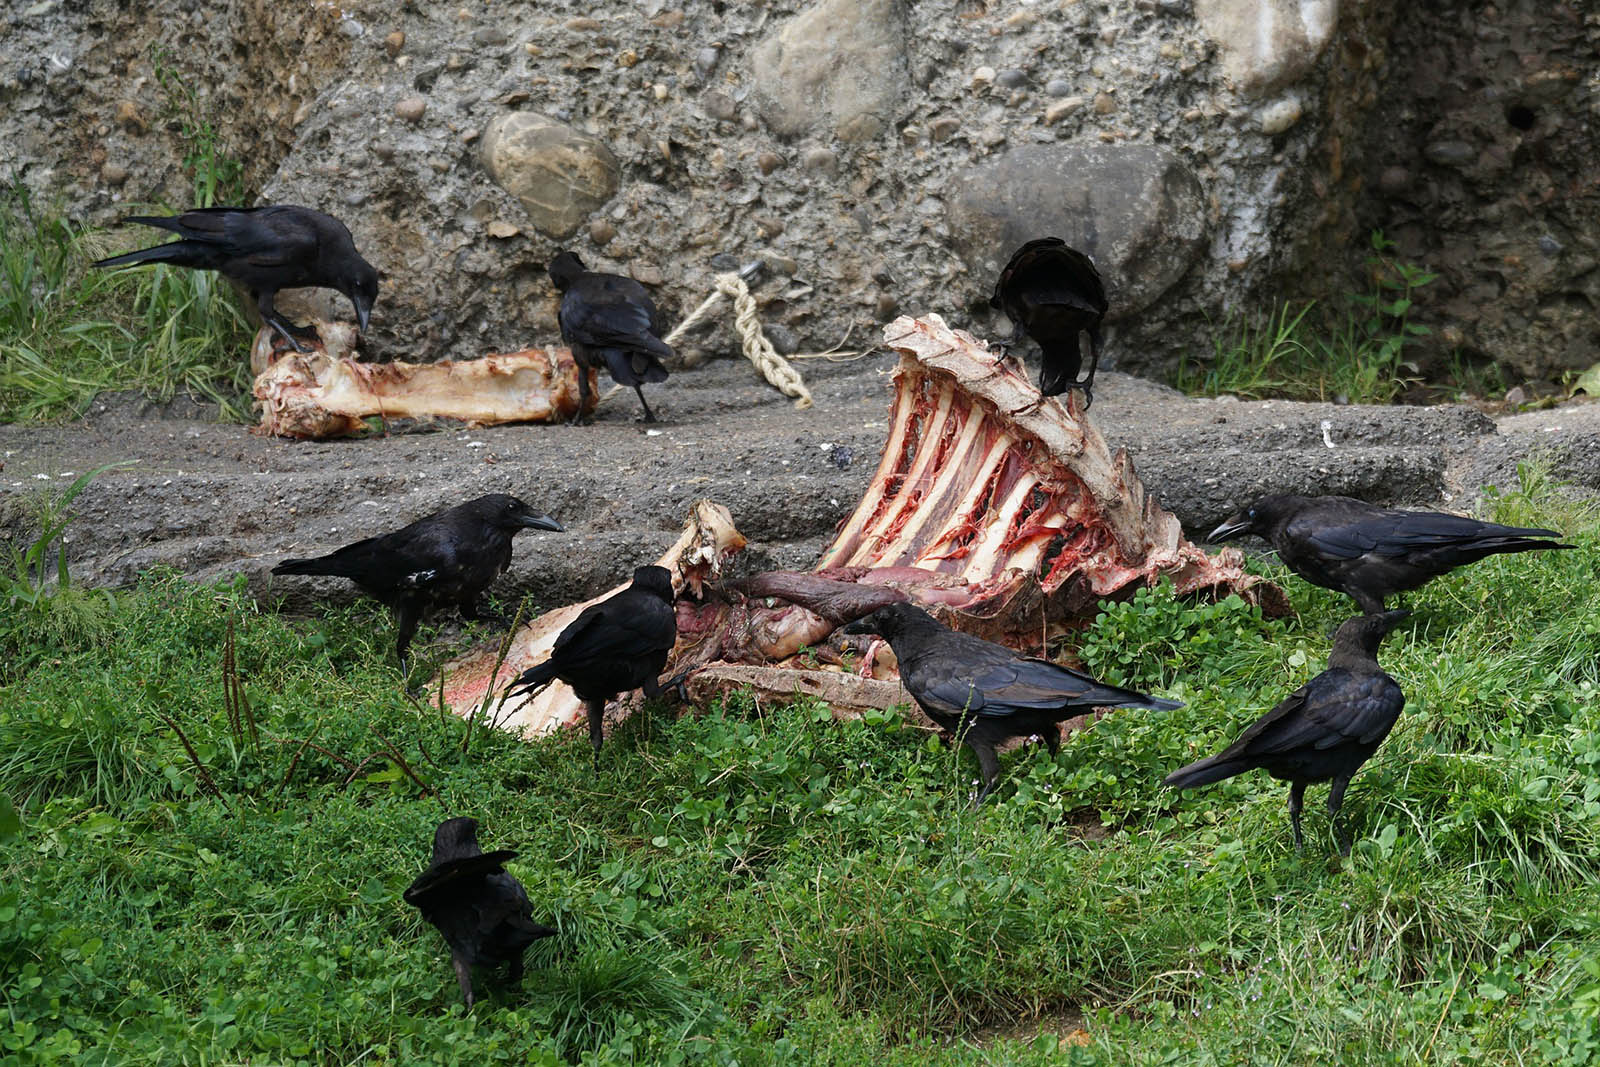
[1380,608,1413,629]
[521,514,564,532]
[354,296,372,333]
[840,617,877,636]
[1207,517,1253,543]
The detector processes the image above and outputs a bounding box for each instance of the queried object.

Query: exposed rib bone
[817,314,1262,611]
[250,321,596,439]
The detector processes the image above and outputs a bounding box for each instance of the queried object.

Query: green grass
[3,470,1599,1064]
[0,184,254,422]
[1173,232,1446,405]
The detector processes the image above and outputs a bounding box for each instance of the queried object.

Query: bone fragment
[250,321,596,439]
[437,500,746,736]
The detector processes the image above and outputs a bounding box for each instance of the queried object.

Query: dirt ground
[5,332,1599,618]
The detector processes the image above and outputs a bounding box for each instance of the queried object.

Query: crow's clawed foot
[662,670,693,703]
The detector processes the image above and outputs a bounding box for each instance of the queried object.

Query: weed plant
[1,56,251,423]
[0,184,253,422]
[1174,232,1445,405]
[2,469,1598,1064]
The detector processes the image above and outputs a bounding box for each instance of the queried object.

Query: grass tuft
[0,183,253,423]
[1,469,1597,1063]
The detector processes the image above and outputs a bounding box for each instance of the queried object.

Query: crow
[842,602,1182,803]
[1209,494,1573,615]
[502,565,679,768]
[92,205,379,352]
[547,250,673,423]
[1164,610,1410,851]
[271,494,562,673]
[404,817,556,1008]
[989,237,1108,408]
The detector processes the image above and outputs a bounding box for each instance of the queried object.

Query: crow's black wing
[404,849,520,906]
[551,591,675,666]
[560,278,674,359]
[1221,669,1403,759]
[993,238,1106,314]
[1299,509,1556,561]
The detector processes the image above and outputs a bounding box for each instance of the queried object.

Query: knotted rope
[665,270,813,410]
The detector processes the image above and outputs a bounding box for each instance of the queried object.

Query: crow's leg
[1288,781,1307,850]
[990,321,1027,361]
[643,670,692,703]
[1351,588,1387,616]
[571,356,593,426]
[452,954,476,1008]
[970,741,1003,806]
[1075,327,1102,411]
[458,598,508,627]
[634,385,658,423]
[586,699,605,772]
[508,950,525,986]
[258,291,316,353]
[1327,775,1353,856]
[1043,725,1061,758]
[395,600,422,678]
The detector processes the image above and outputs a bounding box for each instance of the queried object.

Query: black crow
[502,565,678,768]
[404,817,556,1007]
[547,250,673,423]
[92,205,379,352]
[1210,494,1573,615]
[271,494,562,673]
[842,602,1182,803]
[989,237,1108,408]
[1164,610,1410,851]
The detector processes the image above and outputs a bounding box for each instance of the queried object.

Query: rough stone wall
[1355,0,1600,381]
[1,0,351,206]
[2,0,1593,384]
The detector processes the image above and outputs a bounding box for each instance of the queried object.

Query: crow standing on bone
[404,817,556,1008]
[547,251,674,423]
[271,494,563,676]
[990,237,1108,409]
[502,565,681,769]
[92,205,379,352]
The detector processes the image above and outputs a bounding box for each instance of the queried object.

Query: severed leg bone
[251,321,598,438]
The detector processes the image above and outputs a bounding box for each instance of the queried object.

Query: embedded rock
[479,112,619,239]
[1195,0,1339,96]
[751,0,910,143]
[946,144,1208,320]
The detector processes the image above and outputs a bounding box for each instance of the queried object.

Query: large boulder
[946,144,1208,320]
[480,112,619,238]
[750,0,911,144]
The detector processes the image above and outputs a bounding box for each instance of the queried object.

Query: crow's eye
[505,501,517,510]
[1247,508,1256,520]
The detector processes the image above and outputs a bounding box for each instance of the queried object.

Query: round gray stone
[945,143,1209,319]
[751,0,909,143]
[479,111,620,238]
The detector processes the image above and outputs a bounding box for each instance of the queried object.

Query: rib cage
[820,314,1257,617]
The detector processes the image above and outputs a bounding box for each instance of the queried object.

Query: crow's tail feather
[1163,755,1251,790]
[271,555,360,578]
[91,241,204,270]
[503,661,558,702]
